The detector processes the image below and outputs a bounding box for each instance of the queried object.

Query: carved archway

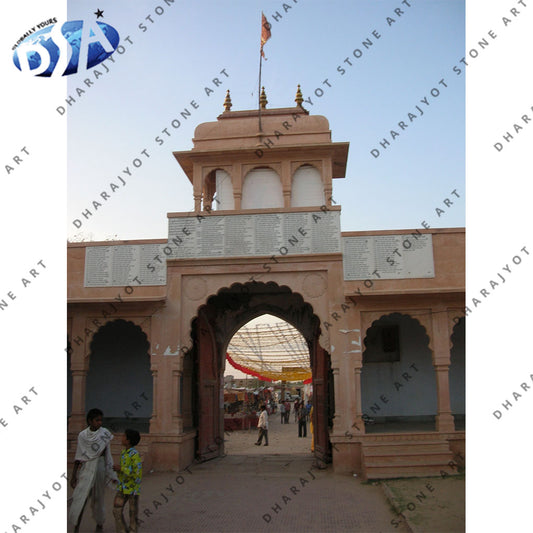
[185,281,334,464]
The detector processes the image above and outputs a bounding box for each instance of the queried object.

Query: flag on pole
[260,12,271,59]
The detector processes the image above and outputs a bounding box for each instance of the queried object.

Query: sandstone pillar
[431,308,455,433]
[69,369,88,432]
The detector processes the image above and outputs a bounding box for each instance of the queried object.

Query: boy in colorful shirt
[113,429,142,532]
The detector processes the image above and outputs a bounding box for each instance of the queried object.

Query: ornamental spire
[260,86,268,109]
[295,84,303,106]
[223,89,232,111]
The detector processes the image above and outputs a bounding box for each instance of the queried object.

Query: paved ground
[68,412,464,532]
[223,409,313,455]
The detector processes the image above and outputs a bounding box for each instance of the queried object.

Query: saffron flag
[261,12,271,59]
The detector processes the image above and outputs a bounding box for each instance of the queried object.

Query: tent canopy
[226,317,312,383]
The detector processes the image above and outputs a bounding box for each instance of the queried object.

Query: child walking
[113,429,143,533]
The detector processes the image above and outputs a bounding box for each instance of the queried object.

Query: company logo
[13,19,120,77]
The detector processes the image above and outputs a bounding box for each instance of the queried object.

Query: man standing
[284,400,291,423]
[255,405,269,446]
[279,401,286,424]
[69,408,118,532]
[298,404,307,438]
[294,398,300,423]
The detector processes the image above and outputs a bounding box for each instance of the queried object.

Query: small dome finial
[223,89,232,111]
[260,86,268,109]
[295,84,304,106]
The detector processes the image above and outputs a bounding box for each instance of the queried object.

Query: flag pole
[258,12,271,134]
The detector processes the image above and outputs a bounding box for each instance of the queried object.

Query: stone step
[364,453,452,467]
[363,464,458,479]
[363,442,451,455]
[361,439,456,480]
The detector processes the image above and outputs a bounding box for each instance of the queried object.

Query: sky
[1,1,533,531]
[65,0,465,241]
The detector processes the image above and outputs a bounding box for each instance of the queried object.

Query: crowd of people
[279,398,311,429]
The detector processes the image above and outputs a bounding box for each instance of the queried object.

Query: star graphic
[94,9,104,18]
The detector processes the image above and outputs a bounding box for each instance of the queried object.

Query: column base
[436,412,455,433]
[68,413,87,433]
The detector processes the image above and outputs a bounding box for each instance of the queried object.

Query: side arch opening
[361,312,437,433]
[86,319,153,433]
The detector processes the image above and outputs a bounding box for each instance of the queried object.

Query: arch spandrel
[85,315,153,340]
[241,163,282,179]
[448,309,464,351]
[179,277,332,359]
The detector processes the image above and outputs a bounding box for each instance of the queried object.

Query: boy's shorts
[113,491,139,532]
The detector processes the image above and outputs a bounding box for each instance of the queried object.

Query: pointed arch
[86,319,153,433]
[185,280,333,463]
[361,312,437,432]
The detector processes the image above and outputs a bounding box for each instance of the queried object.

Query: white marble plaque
[283,212,311,254]
[84,244,167,287]
[342,234,434,280]
[167,211,341,259]
[225,215,254,256]
[254,213,283,254]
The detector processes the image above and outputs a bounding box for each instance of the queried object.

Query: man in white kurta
[68,410,118,531]
[255,405,269,446]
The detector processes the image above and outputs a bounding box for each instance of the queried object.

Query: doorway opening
[186,281,334,464]
[85,319,152,433]
[223,314,314,455]
[361,313,437,433]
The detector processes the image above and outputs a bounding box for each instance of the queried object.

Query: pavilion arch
[241,167,283,209]
[203,168,234,211]
[449,317,465,429]
[85,319,153,433]
[361,312,437,431]
[291,164,325,207]
[183,280,333,463]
